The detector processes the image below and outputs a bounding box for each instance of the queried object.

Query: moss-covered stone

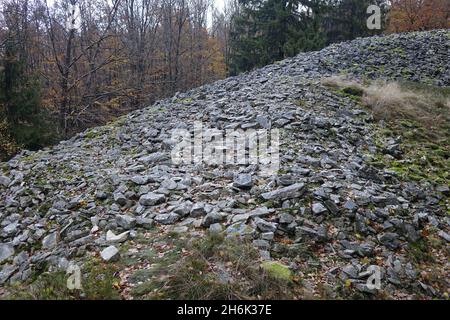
[261,261,292,281]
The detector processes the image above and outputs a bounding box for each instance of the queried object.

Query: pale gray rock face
[131,175,148,185]
[296,224,329,242]
[172,201,193,217]
[3,222,19,236]
[0,30,448,296]
[225,223,256,239]
[261,183,306,201]
[202,211,225,227]
[248,207,272,218]
[438,230,450,243]
[0,265,17,285]
[0,175,11,187]
[378,232,401,250]
[209,223,223,235]
[279,213,295,224]
[344,200,358,211]
[139,193,165,206]
[116,215,136,230]
[261,232,274,241]
[312,202,328,215]
[154,213,180,225]
[106,230,130,244]
[256,115,271,129]
[95,190,108,200]
[0,244,15,263]
[253,239,270,250]
[233,174,253,189]
[113,192,127,206]
[136,217,154,230]
[42,232,58,249]
[101,246,120,262]
[255,218,278,233]
[190,202,208,217]
[140,152,168,164]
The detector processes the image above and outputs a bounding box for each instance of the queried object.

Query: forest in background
[0,0,449,161]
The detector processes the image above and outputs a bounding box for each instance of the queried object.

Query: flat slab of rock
[202,211,226,227]
[136,217,154,229]
[255,218,278,233]
[261,183,306,201]
[0,244,15,263]
[106,230,130,243]
[0,264,17,285]
[116,215,136,230]
[154,213,180,225]
[190,202,208,217]
[113,192,127,206]
[42,232,58,249]
[101,246,120,262]
[140,152,168,164]
[0,175,11,187]
[131,175,148,185]
[248,207,272,217]
[233,174,253,189]
[209,223,223,235]
[312,202,328,215]
[139,193,166,206]
[172,201,193,217]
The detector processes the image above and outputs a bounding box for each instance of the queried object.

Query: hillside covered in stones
[0,30,449,300]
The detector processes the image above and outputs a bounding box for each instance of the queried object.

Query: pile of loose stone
[0,30,448,298]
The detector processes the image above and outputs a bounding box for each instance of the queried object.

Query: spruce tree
[229,0,328,74]
[0,39,55,152]
[325,0,386,44]
[228,0,387,75]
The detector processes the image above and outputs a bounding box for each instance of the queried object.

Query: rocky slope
[0,30,449,299]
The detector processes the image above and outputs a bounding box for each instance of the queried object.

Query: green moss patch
[261,261,292,281]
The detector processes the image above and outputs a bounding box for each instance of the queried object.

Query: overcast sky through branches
[45,0,226,28]
[46,0,226,11]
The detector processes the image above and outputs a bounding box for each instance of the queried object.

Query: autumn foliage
[1,0,449,161]
[0,0,227,156]
[387,0,450,33]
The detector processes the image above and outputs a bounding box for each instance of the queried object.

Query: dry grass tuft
[362,82,450,132]
[323,76,449,184]
[321,76,364,91]
[322,76,450,138]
